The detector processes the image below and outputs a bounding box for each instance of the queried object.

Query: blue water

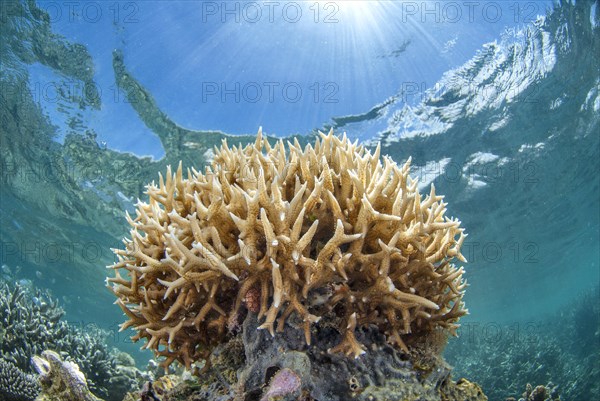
[1,1,598,400]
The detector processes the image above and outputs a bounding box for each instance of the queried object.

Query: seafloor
[1,275,598,401]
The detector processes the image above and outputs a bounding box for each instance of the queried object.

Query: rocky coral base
[126,313,488,401]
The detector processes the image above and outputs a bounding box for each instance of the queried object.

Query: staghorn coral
[0,281,64,370]
[108,129,468,371]
[0,358,40,401]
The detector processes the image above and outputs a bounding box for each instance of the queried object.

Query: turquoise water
[1,1,598,400]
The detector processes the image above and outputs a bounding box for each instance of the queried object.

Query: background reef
[0,278,143,401]
[0,358,39,401]
[445,286,600,401]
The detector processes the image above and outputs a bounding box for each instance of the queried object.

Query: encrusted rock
[31,350,102,401]
[154,313,486,401]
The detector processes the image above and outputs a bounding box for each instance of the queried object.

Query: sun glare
[315,0,376,26]
[339,1,373,20]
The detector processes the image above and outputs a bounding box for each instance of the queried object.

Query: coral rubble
[108,129,468,372]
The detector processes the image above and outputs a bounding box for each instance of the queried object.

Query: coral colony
[108,129,468,371]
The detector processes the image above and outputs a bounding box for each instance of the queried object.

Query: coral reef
[0,358,40,401]
[0,282,62,369]
[445,286,600,401]
[32,350,102,401]
[0,280,141,401]
[445,329,564,401]
[108,129,468,371]
[515,382,561,401]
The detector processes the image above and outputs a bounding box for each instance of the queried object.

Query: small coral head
[107,128,468,370]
